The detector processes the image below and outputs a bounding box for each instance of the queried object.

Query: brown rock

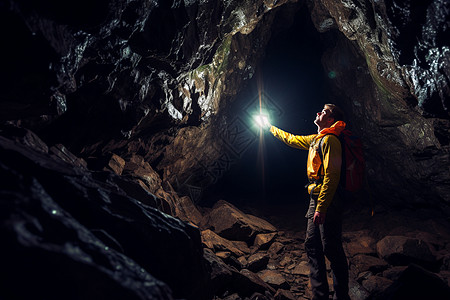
[279,254,293,267]
[155,188,177,215]
[106,153,125,175]
[258,269,290,290]
[376,235,436,267]
[254,232,277,250]
[343,230,377,257]
[233,240,251,254]
[237,256,248,269]
[123,154,162,194]
[174,195,203,226]
[291,261,309,276]
[216,251,231,259]
[274,289,296,300]
[153,181,204,225]
[201,229,245,257]
[204,200,276,241]
[361,276,393,295]
[382,266,408,281]
[350,254,389,275]
[348,278,371,300]
[247,252,270,272]
[268,242,284,257]
[237,269,276,296]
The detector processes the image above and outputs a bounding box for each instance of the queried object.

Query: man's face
[314,106,334,129]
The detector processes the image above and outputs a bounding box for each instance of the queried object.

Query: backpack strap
[318,133,345,188]
[318,133,339,164]
[308,133,341,199]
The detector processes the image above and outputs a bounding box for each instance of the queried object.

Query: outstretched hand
[313,211,326,225]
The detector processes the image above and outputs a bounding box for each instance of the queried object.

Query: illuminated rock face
[1,2,449,203]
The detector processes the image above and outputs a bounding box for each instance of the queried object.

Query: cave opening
[205,7,340,212]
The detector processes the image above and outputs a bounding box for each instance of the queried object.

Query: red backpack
[319,129,365,192]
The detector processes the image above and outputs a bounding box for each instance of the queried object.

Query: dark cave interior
[213,7,334,206]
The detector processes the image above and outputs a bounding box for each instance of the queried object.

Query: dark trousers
[305,193,350,300]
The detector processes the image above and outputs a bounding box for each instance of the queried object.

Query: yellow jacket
[270,121,345,213]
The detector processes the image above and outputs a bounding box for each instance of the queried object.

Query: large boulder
[0,139,173,300]
[376,264,450,300]
[247,252,270,272]
[203,248,234,297]
[343,230,377,257]
[350,254,390,276]
[376,235,437,270]
[0,134,211,300]
[361,276,393,298]
[258,269,290,290]
[236,269,276,297]
[204,200,277,241]
[201,229,246,257]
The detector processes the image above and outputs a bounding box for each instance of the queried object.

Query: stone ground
[229,197,450,300]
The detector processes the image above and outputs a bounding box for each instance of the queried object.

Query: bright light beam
[256,71,268,201]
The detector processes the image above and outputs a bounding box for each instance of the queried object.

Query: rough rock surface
[309,0,450,205]
[0,132,211,299]
[2,0,449,209]
[1,125,450,299]
[376,235,437,269]
[203,200,277,241]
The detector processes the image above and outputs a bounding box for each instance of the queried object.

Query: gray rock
[376,235,437,268]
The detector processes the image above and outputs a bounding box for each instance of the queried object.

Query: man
[264,104,350,300]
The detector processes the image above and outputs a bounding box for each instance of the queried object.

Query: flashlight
[254,114,270,129]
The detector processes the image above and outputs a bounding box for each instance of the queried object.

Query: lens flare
[256,72,266,200]
[328,71,337,79]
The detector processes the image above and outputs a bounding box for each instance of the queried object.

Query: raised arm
[269,126,316,150]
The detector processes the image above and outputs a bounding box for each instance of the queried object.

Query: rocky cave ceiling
[2,0,449,207]
[1,0,450,299]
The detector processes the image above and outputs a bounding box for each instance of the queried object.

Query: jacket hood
[316,121,346,139]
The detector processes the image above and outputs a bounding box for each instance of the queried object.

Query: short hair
[325,104,345,122]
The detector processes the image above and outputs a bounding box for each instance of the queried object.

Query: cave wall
[1,0,304,192]
[309,0,450,206]
[1,0,449,209]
